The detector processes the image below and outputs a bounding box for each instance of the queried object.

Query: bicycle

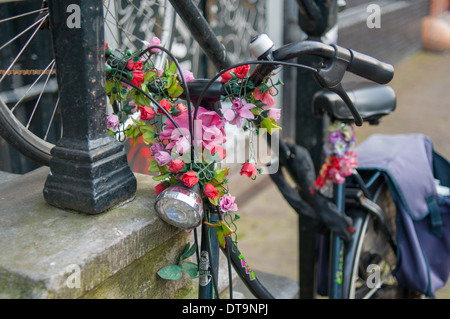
[0,0,413,299]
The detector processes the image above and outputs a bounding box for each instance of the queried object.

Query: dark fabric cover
[356,134,450,297]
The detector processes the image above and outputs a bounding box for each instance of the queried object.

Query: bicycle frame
[336,168,397,298]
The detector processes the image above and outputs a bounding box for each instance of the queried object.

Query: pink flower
[219,195,238,212]
[165,132,191,155]
[129,101,137,113]
[221,99,255,128]
[254,87,275,108]
[143,36,161,53]
[240,161,258,178]
[175,103,187,116]
[203,183,219,200]
[202,126,226,150]
[267,108,281,120]
[155,151,172,166]
[340,151,358,176]
[182,70,195,83]
[211,145,226,160]
[160,106,226,152]
[181,171,199,187]
[106,114,119,130]
[150,142,165,155]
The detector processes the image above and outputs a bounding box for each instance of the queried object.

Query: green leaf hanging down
[260,117,282,135]
[203,220,234,248]
[157,265,183,280]
[181,262,199,279]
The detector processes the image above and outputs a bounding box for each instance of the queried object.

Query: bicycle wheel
[0,0,175,166]
[342,182,407,299]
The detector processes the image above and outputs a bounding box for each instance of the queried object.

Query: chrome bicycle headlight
[154,182,203,229]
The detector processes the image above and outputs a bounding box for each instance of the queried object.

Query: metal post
[294,0,338,299]
[43,0,137,214]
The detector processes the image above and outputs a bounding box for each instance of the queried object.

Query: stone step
[0,170,20,184]
[0,167,196,298]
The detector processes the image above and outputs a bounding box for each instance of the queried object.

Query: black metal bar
[295,0,339,299]
[221,237,275,299]
[43,0,136,214]
[167,0,231,71]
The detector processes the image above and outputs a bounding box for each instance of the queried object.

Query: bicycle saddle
[313,84,396,124]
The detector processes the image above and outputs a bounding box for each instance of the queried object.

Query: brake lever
[313,44,363,126]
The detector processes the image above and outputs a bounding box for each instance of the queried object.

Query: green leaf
[180,243,197,261]
[143,131,156,144]
[203,220,234,248]
[134,91,150,106]
[213,167,230,184]
[157,265,183,280]
[144,70,158,82]
[179,243,191,261]
[165,61,177,76]
[208,196,219,206]
[260,117,282,135]
[168,83,183,98]
[181,262,198,279]
[148,158,160,173]
[105,80,115,94]
[153,173,170,181]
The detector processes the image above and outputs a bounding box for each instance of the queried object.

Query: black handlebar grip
[347,49,394,84]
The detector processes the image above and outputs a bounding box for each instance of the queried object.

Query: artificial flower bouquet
[104,37,283,243]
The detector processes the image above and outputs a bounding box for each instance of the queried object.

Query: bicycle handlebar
[347,50,394,84]
[248,35,394,125]
[267,40,394,85]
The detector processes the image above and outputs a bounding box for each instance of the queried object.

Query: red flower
[168,159,185,173]
[175,103,187,116]
[131,70,144,87]
[220,68,234,83]
[157,99,172,114]
[139,105,155,121]
[253,87,275,107]
[126,58,143,71]
[203,183,219,200]
[240,161,258,178]
[181,171,199,187]
[234,64,250,79]
[314,174,327,188]
[155,183,168,195]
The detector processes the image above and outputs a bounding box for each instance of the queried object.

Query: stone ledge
[0,167,192,298]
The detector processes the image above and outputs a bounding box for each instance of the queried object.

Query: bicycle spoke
[26,61,55,129]
[0,12,47,52]
[0,13,48,83]
[44,95,60,141]
[0,7,46,24]
[10,59,55,113]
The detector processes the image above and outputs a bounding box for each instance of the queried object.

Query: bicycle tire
[342,182,408,299]
[0,0,176,166]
